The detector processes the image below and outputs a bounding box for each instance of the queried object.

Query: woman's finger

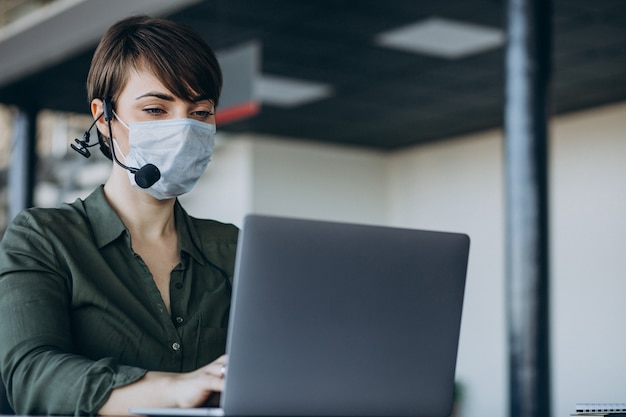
[201,355,228,379]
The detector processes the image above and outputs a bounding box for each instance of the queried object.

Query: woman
[0,15,237,415]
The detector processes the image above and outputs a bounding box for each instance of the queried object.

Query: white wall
[387,131,507,417]
[182,101,626,417]
[249,136,387,224]
[182,134,388,225]
[550,103,626,411]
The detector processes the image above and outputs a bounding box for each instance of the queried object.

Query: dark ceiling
[1,0,624,150]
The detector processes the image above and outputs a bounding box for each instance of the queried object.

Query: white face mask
[114,112,216,200]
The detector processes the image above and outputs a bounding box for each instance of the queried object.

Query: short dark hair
[87,15,222,108]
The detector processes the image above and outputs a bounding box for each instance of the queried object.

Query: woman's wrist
[144,371,180,407]
[99,371,178,415]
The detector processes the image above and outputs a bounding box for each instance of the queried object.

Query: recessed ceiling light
[255,74,334,107]
[375,17,505,59]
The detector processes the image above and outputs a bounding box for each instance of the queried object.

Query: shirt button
[175,282,183,289]
[175,316,184,324]
[172,342,181,351]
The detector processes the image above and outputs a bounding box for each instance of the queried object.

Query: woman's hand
[99,355,228,415]
[168,355,228,408]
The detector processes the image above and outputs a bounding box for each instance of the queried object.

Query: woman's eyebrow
[192,95,214,104]
[136,92,213,105]
[135,91,175,101]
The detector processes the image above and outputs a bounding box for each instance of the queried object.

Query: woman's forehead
[119,68,211,104]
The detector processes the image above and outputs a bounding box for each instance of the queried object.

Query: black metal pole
[504,0,552,416]
[8,107,38,221]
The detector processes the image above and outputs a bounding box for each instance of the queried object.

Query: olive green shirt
[0,186,238,416]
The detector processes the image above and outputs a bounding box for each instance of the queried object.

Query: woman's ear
[90,98,107,137]
[90,98,114,160]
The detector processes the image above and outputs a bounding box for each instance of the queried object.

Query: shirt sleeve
[0,210,147,416]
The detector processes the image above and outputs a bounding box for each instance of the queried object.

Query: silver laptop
[132,214,470,417]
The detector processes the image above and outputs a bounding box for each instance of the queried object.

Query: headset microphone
[102,98,161,189]
[72,99,161,189]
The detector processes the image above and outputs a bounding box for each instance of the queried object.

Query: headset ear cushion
[103,97,114,121]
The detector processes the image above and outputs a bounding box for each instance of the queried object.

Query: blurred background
[0,1,625,416]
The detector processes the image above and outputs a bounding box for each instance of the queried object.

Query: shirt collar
[173,199,208,265]
[83,185,127,249]
[83,185,207,264]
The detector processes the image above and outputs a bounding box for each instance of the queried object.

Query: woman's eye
[143,108,165,115]
[193,110,215,119]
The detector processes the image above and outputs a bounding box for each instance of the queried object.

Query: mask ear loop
[111,110,130,130]
[102,98,139,175]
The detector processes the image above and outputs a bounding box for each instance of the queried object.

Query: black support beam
[8,108,38,221]
[504,0,552,416]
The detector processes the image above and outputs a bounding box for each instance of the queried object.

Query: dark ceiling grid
[549,0,626,114]
[191,0,516,149]
[0,0,624,150]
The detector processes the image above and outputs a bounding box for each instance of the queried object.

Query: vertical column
[504,0,552,417]
[8,108,37,220]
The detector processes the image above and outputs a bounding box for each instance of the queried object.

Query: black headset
[71,98,160,189]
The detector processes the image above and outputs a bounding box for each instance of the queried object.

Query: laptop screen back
[223,215,470,417]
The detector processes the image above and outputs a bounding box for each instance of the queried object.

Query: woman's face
[93,67,216,155]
